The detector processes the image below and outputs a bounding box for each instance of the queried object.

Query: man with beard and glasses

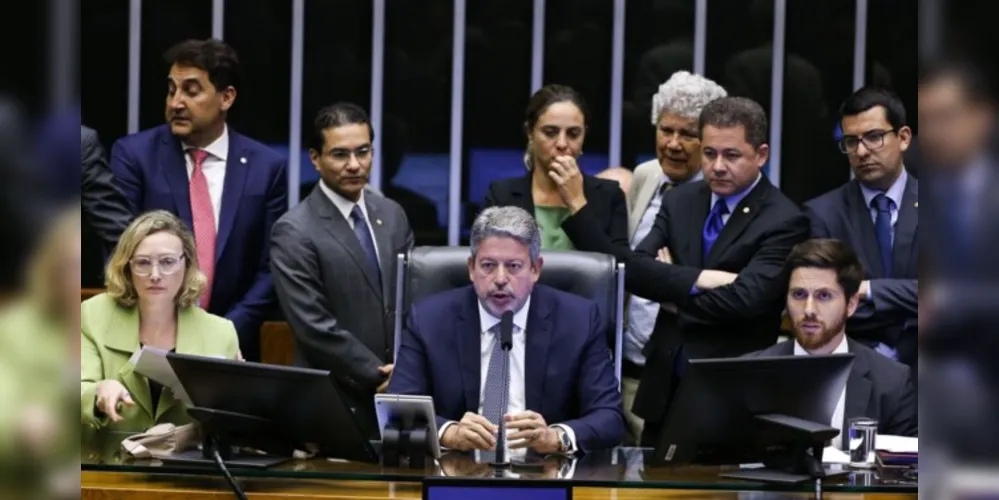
[270,102,413,438]
[109,39,287,362]
[388,206,625,458]
[748,238,917,449]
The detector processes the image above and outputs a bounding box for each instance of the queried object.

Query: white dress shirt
[794,335,849,449]
[318,181,382,264]
[181,125,228,230]
[439,296,578,457]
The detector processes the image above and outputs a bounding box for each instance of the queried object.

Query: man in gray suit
[270,103,414,435]
[619,71,727,443]
[81,126,133,287]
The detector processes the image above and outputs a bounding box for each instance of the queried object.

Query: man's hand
[506,410,561,454]
[440,412,498,451]
[695,270,738,290]
[656,247,673,264]
[375,364,393,393]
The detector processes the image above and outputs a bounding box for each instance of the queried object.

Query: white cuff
[438,421,457,445]
[551,424,578,454]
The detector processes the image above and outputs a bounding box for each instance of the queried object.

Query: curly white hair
[650,71,728,124]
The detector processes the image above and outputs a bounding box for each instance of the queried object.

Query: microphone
[499,311,514,351]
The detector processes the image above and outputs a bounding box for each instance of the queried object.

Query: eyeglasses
[130,254,185,276]
[329,146,372,165]
[838,129,896,154]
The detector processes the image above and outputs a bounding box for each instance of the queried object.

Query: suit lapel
[310,189,383,298]
[843,342,873,432]
[892,177,918,277]
[683,183,712,265]
[103,305,153,420]
[705,179,768,266]
[524,289,553,414]
[365,196,395,301]
[629,175,659,239]
[160,135,194,228]
[215,132,249,262]
[155,307,206,420]
[847,182,886,277]
[456,290,483,414]
[508,175,536,214]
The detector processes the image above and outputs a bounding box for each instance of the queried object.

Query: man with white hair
[587,71,728,444]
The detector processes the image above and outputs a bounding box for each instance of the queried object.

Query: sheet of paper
[130,346,192,405]
[876,434,918,453]
[822,446,851,464]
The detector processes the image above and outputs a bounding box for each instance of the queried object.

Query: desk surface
[83,446,916,497]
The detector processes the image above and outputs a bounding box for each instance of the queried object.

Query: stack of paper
[876,435,918,453]
[128,346,192,405]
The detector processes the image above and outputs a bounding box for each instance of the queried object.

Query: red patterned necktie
[188,148,216,309]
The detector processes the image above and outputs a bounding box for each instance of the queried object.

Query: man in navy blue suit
[805,87,917,369]
[109,39,287,361]
[388,206,625,455]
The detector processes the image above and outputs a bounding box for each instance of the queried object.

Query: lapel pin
[742,207,750,214]
[914,202,918,208]
[240,157,247,164]
[376,219,383,225]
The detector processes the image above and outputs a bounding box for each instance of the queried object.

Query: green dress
[534,205,576,250]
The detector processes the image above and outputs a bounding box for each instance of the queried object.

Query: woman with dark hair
[483,84,628,251]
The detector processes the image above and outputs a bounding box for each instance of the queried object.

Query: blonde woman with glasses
[81,210,240,448]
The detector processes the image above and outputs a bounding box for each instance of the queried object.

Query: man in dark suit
[805,87,918,369]
[270,103,413,436]
[109,39,287,361]
[568,96,810,446]
[749,239,917,445]
[388,206,624,455]
[81,126,132,287]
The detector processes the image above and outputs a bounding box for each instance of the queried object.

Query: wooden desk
[81,470,915,500]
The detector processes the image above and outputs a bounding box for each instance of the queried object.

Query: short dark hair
[839,86,907,130]
[785,239,865,297]
[164,39,241,91]
[918,57,997,107]
[698,96,768,148]
[524,84,590,132]
[309,102,374,151]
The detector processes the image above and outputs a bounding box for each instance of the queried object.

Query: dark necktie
[871,194,893,277]
[350,205,382,287]
[480,324,510,462]
[658,181,674,197]
[702,198,729,262]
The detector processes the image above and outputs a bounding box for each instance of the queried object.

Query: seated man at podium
[389,206,625,456]
[749,238,917,448]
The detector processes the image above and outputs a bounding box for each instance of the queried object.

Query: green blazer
[80,293,238,458]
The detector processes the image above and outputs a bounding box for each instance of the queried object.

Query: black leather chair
[392,246,625,386]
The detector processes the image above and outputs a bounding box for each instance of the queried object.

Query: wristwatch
[555,427,572,453]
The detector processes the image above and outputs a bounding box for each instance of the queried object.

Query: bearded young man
[748,238,917,449]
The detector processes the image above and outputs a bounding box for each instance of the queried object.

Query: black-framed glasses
[838,128,896,154]
[329,145,372,165]
[130,254,185,276]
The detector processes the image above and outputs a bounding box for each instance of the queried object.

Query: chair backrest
[394,246,624,385]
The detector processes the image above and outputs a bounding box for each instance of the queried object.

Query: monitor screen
[425,484,570,500]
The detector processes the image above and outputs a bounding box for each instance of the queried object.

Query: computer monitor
[653,353,855,483]
[164,353,379,467]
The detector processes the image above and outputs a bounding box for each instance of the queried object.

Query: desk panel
[82,471,916,500]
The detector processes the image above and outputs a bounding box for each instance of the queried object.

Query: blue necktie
[480,325,510,462]
[871,194,893,277]
[702,198,729,262]
[350,205,382,287]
